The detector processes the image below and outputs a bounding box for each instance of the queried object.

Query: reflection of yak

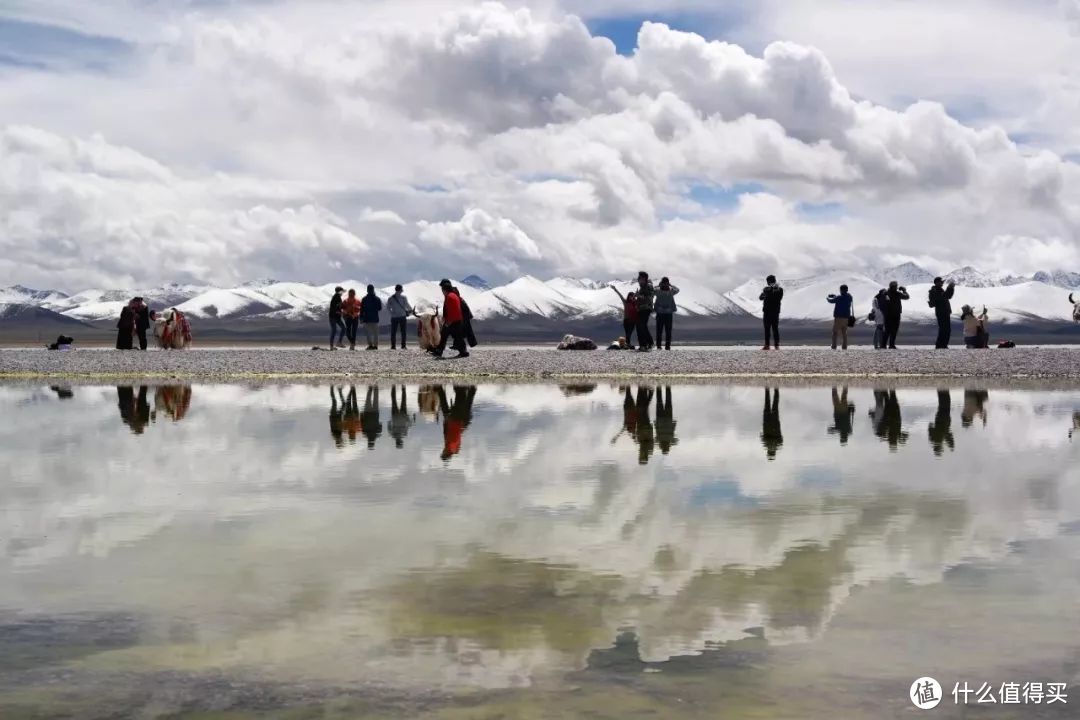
[417,385,442,422]
[117,386,151,435]
[153,308,192,349]
[154,385,192,422]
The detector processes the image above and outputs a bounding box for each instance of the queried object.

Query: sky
[1,0,1079,291]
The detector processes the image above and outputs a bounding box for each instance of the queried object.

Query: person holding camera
[827,284,854,350]
[883,281,910,349]
[928,277,956,349]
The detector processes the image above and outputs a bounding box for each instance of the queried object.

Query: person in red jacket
[434,279,469,359]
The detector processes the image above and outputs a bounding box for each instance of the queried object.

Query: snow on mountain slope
[0,285,69,306]
[726,271,884,320]
[177,288,289,319]
[900,282,1075,323]
[872,262,935,287]
[479,276,582,319]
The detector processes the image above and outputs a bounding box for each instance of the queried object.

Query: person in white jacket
[871,289,887,349]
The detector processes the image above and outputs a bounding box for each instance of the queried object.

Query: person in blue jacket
[360,284,383,350]
[827,284,854,350]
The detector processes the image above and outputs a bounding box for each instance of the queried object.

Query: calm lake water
[2,382,1079,719]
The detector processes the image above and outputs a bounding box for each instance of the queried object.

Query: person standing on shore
[435,279,468,359]
[388,285,414,350]
[883,281,909,349]
[116,301,136,350]
[454,286,478,350]
[328,286,346,350]
[342,289,362,351]
[361,284,383,350]
[609,286,638,349]
[871,289,887,349]
[928,277,956,349]
[653,277,679,350]
[826,284,854,350]
[635,272,655,352]
[134,298,151,351]
[759,275,783,350]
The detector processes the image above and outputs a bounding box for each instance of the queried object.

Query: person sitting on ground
[826,284,854,350]
[961,305,980,349]
[759,275,784,350]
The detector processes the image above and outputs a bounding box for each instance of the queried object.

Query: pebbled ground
[2,345,1079,380]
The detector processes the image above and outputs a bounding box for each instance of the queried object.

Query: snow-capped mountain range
[3,263,1080,326]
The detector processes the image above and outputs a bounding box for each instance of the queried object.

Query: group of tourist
[327,280,475,358]
[610,271,680,351]
[115,298,192,350]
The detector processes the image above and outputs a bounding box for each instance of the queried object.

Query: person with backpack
[759,275,783,350]
[883,281,910,349]
[635,271,655,352]
[826,284,854,350]
[434,280,468,359]
[870,289,887,349]
[328,286,346,350]
[653,277,680,350]
[387,285,414,350]
[609,286,638,349]
[928,277,956,349]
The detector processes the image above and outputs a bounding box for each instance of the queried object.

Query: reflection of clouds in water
[2,384,1080,686]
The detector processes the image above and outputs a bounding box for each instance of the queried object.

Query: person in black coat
[759,275,784,349]
[928,278,955,349]
[116,304,135,350]
[882,281,910,349]
[134,297,151,351]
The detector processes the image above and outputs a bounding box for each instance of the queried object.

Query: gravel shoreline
[3,346,1080,381]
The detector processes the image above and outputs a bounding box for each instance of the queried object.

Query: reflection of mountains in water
[3,383,1080,687]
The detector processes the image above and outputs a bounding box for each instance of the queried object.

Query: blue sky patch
[586,9,745,56]
[795,201,846,222]
[687,182,768,211]
[0,18,131,71]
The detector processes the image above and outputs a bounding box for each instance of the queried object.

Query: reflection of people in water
[49,385,73,400]
[635,387,655,464]
[342,386,362,444]
[869,389,908,450]
[154,385,192,422]
[827,386,855,445]
[1071,412,1080,441]
[329,386,346,448]
[928,389,955,456]
[116,386,151,435]
[389,385,415,449]
[655,386,678,455]
[760,387,783,460]
[437,385,477,461]
[361,386,383,448]
[961,389,989,428]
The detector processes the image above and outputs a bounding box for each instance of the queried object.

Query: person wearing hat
[435,279,468,359]
[328,286,346,350]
